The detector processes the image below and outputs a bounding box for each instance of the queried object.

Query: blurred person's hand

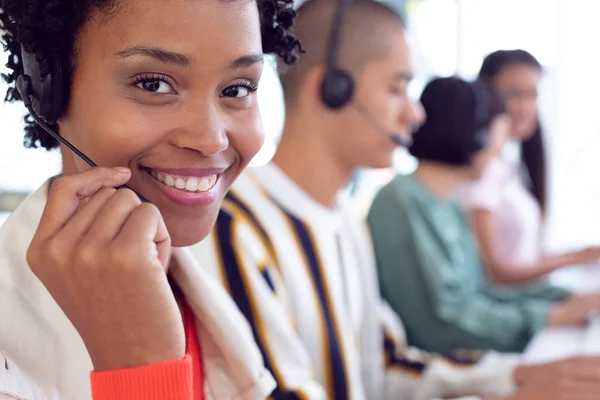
[575,246,600,266]
[489,378,600,400]
[514,356,600,386]
[487,357,600,400]
[548,293,600,327]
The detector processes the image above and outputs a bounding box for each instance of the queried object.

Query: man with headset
[191,0,600,398]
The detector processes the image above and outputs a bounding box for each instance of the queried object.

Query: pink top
[458,158,543,266]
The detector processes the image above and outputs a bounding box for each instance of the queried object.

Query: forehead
[495,64,541,87]
[79,0,262,65]
[387,30,411,66]
[368,29,413,76]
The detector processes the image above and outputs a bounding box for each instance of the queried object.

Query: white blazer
[0,181,275,400]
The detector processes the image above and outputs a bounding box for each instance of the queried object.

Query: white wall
[405,0,600,252]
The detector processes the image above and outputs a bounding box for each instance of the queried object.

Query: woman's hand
[27,167,185,371]
[574,246,600,265]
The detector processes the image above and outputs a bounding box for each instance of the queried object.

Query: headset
[470,79,491,152]
[319,0,414,147]
[16,45,148,202]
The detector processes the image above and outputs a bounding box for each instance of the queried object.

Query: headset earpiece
[320,68,354,109]
[16,75,33,108]
[320,0,354,110]
[18,45,64,124]
[471,80,490,152]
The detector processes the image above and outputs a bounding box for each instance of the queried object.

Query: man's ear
[299,64,328,109]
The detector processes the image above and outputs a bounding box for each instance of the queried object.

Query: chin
[471,169,485,181]
[513,124,538,140]
[165,212,217,248]
[369,158,394,170]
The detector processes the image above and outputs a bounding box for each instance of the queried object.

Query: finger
[57,187,117,243]
[115,203,171,269]
[83,188,141,244]
[36,168,131,240]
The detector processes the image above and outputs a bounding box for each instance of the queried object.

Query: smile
[149,170,218,193]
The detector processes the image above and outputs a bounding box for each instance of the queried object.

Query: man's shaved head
[279,0,405,106]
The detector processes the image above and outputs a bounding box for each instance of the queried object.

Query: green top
[367,174,569,353]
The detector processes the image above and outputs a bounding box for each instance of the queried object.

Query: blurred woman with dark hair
[460,50,600,286]
[368,77,600,353]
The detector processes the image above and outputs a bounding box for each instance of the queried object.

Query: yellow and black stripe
[439,349,486,368]
[383,327,484,376]
[383,330,428,377]
[281,210,351,400]
[222,195,279,294]
[215,207,309,400]
[226,192,281,271]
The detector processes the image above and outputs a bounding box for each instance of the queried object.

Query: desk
[524,265,600,363]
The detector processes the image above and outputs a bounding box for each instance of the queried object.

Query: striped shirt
[191,163,520,400]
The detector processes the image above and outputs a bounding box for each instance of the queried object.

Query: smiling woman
[0,0,300,399]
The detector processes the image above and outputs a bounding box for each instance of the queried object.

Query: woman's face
[58,0,265,246]
[470,114,510,179]
[492,64,541,141]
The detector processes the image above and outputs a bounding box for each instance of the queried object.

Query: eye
[221,82,258,99]
[138,79,172,94]
[391,87,407,96]
[131,74,175,94]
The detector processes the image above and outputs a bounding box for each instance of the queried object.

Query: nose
[169,103,229,157]
[403,99,425,131]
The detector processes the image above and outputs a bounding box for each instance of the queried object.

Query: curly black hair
[0,0,302,150]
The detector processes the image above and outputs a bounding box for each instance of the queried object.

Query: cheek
[62,82,167,167]
[228,109,264,169]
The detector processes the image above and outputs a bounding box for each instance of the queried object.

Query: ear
[299,64,327,110]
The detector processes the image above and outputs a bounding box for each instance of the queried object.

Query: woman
[368,77,600,354]
[459,50,600,285]
[0,0,299,398]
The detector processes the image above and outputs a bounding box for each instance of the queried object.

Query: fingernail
[114,167,130,174]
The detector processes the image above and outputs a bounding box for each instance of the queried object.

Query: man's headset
[16,45,148,201]
[319,0,414,147]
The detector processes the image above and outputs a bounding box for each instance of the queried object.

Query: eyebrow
[115,46,190,66]
[395,72,414,81]
[115,47,264,71]
[229,54,264,70]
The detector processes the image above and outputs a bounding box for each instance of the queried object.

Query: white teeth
[149,170,218,193]
[186,178,199,191]
[197,177,210,192]
[175,178,186,189]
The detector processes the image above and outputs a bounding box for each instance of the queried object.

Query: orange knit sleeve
[90,356,193,400]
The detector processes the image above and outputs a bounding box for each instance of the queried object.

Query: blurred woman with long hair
[459,50,600,285]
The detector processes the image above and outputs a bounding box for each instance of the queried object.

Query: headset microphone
[352,103,413,148]
[15,48,149,203]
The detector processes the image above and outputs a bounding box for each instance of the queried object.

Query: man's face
[328,29,424,170]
